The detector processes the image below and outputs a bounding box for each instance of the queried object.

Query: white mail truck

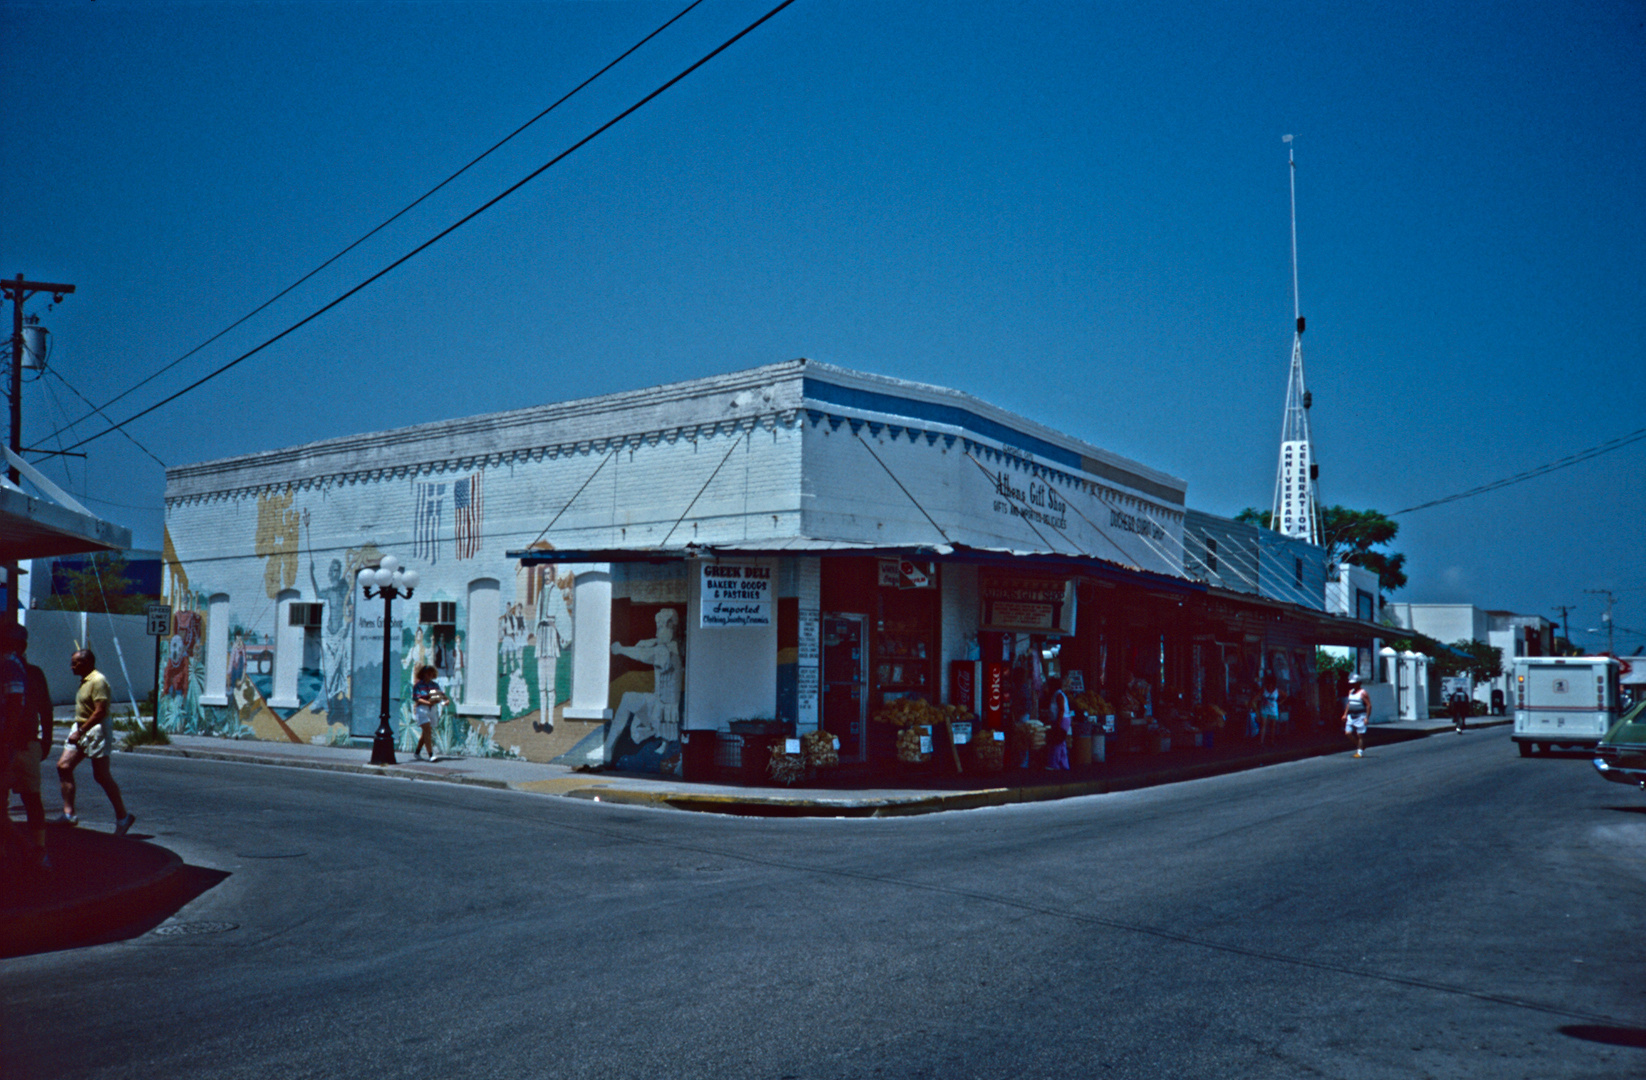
[1513,656,1621,756]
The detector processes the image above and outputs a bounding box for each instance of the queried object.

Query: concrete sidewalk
[125,714,1512,817]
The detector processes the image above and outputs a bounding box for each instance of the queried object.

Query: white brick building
[162,360,1376,772]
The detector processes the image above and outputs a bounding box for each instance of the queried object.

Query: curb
[582,737,1374,818]
[129,744,510,790]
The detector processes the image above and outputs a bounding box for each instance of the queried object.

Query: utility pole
[4,274,75,624]
[1551,605,1575,655]
[1585,589,1617,657]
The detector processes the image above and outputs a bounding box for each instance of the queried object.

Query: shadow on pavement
[1,824,230,959]
[1558,1025,1646,1050]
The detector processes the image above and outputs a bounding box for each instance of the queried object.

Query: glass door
[822,614,868,763]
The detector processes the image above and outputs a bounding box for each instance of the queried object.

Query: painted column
[270,590,302,708]
[565,569,613,720]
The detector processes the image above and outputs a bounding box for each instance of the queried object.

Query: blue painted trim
[804,377,1083,471]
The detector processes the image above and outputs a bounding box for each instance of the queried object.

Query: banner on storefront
[700,563,773,628]
[979,573,1077,636]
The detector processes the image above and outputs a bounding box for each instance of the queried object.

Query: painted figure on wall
[524,559,573,734]
[607,607,684,774]
[533,614,561,734]
[228,630,247,695]
[164,610,201,697]
[312,558,354,713]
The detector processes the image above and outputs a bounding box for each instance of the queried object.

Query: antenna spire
[1270,135,1322,547]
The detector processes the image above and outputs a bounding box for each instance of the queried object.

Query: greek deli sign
[979,573,1077,635]
[700,563,773,628]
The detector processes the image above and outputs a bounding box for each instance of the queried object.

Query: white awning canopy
[1,446,132,561]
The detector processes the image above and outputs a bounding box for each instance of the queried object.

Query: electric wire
[855,433,952,544]
[44,0,706,442]
[526,449,619,549]
[43,367,168,467]
[57,0,796,455]
[659,430,750,547]
[1035,476,1148,568]
[35,374,80,497]
[1394,426,1646,515]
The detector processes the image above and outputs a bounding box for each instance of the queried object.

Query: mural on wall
[306,514,377,725]
[162,610,202,697]
[157,475,596,762]
[454,472,484,559]
[256,489,301,599]
[159,603,213,735]
[159,528,211,736]
[414,480,445,563]
[455,553,575,762]
[606,604,686,775]
[529,562,571,734]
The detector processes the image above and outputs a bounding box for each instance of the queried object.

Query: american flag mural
[413,481,445,563]
[454,472,484,560]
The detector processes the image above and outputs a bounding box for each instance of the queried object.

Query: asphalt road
[3,731,1643,1080]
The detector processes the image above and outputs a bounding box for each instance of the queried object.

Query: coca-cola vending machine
[983,660,1009,730]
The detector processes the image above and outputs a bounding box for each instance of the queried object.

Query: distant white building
[1385,602,1489,647]
[1384,602,1557,712]
[1485,611,1556,712]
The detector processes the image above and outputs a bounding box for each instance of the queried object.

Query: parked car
[1591,699,1646,790]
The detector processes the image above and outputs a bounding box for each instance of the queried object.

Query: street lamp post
[358,555,419,766]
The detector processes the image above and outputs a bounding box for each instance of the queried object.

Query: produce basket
[802,729,840,769]
[968,730,1005,772]
[767,741,807,785]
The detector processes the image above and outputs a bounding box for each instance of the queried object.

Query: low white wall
[19,609,157,708]
[1365,682,1397,724]
[684,563,777,729]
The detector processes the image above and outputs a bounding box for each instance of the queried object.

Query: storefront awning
[0,448,132,561]
[506,539,1205,597]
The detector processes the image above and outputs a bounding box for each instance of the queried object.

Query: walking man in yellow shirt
[55,649,135,835]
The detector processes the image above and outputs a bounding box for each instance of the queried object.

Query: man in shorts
[1342,672,1371,758]
[56,648,136,834]
[2,623,54,869]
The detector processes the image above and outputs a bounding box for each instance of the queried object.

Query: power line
[44,1,705,444]
[43,367,168,467]
[61,0,794,455]
[1394,425,1646,515]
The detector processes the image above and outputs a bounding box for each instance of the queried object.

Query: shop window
[288,602,324,628]
[202,593,230,705]
[463,579,500,713]
[420,601,459,683]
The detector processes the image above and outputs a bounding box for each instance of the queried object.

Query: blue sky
[5,0,1643,650]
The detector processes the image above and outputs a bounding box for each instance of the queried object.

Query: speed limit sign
[145,603,172,637]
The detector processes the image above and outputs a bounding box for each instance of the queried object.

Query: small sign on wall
[700,563,773,628]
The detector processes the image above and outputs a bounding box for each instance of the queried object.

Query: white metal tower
[1270,135,1321,546]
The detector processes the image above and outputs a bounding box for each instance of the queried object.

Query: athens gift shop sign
[699,563,773,628]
